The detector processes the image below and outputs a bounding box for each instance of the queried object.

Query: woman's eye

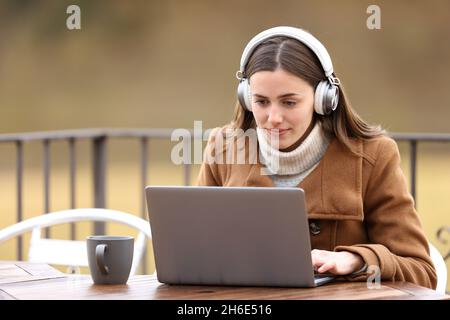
[283,101,297,107]
[254,100,268,106]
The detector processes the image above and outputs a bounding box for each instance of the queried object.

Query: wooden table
[0,261,448,300]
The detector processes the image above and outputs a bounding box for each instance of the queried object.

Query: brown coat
[196,127,437,289]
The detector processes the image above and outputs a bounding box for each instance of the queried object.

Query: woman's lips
[267,128,291,136]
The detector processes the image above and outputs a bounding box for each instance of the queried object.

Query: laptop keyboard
[313,274,335,286]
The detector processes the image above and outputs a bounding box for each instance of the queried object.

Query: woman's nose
[267,106,283,125]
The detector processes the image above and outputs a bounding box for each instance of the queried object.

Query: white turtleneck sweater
[256,122,330,187]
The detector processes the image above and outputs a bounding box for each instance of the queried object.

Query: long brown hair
[230,36,385,154]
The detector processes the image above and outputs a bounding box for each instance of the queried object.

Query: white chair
[429,242,448,295]
[0,208,153,276]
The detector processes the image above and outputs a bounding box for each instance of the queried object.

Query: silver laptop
[145,186,334,287]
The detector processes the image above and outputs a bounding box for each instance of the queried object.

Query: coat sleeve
[196,127,222,186]
[335,138,437,289]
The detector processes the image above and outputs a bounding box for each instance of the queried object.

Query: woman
[196,26,436,289]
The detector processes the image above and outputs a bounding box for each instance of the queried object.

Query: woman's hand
[311,249,364,275]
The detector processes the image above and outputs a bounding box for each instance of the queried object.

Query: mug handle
[95,244,110,275]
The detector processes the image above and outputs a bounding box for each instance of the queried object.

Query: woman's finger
[317,260,336,274]
[311,250,327,269]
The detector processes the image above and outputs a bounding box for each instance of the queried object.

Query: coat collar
[243,137,364,221]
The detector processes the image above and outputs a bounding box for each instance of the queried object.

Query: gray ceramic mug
[86,235,134,285]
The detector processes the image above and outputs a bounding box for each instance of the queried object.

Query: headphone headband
[238,26,334,79]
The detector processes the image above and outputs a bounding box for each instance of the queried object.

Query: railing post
[141,137,148,217]
[16,141,23,260]
[43,139,51,238]
[140,137,148,274]
[69,138,77,240]
[93,136,107,235]
[183,137,191,186]
[410,140,417,207]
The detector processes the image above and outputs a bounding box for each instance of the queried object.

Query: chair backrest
[0,208,152,276]
[429,242,448,295]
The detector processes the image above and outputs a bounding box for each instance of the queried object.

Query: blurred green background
[0,0,449,290]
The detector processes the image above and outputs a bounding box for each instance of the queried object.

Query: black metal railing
[0,128,194,274]
[1,128,449,273]
[391,132,450,203]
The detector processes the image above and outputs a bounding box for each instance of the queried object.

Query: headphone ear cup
[314,81,339,115]
[237,79,252,111]
[325,83,339,113]
[314,81,326,115]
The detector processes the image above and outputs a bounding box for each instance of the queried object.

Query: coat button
[309,221,321,235]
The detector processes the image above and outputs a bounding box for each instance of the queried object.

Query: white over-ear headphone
[236,26,341,115]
